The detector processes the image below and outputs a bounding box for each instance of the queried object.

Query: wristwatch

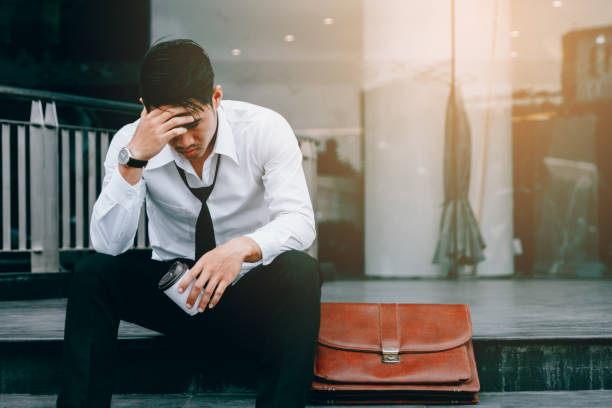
[118,147,148,168]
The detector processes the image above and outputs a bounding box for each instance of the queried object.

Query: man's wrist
[125,143,145,161]
[230,236,262,263]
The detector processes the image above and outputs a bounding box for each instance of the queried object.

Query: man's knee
[272,250,321,305]
[70,252,119,293]
[274,250,319,284]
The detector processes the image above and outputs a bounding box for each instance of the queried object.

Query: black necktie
[175,156,221,260]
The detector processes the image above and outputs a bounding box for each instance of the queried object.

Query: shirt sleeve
[244,111,316,265]
[89,124,146,255]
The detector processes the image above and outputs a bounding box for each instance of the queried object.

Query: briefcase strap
[380,303,400,363]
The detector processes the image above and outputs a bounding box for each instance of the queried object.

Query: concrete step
[2,391,612,407]
[1,280,611,395]
[0,272,71,301]
[2,335,611,394]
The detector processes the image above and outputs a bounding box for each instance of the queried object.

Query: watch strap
[119,147,148,168]
[126,156,148,168]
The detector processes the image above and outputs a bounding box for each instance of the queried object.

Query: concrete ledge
[0,272,71,301]
[2,335,612,393]
[2,280,611,394]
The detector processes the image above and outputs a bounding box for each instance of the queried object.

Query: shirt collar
[146,103,239,171]
[212,105,239,165]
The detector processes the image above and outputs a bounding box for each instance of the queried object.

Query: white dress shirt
[90,100,316,285]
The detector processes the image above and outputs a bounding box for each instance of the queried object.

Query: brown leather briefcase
[310,303,480,404]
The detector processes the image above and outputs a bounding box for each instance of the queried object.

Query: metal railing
[0,86,318,272]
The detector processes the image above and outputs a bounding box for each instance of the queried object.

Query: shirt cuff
[105,170,146,210]
[245,229,280,266]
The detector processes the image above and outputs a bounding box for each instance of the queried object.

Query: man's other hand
[178,237,262,313]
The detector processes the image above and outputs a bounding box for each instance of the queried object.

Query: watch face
[118,148,129,165]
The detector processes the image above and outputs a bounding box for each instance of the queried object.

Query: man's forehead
[155,104,207,118]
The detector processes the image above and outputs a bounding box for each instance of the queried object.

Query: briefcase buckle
[382,348,400,363]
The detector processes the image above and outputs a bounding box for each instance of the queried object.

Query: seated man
[56,39,321,408]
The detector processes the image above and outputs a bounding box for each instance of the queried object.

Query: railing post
[29,100,60,272]
[29,101,44,270]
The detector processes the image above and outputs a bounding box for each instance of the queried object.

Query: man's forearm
[118,164,143,186]
[90,171,145,255]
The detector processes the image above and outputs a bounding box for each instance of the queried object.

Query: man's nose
[176,131,196,148]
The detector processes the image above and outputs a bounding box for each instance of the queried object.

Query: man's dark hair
[139,39,214,113]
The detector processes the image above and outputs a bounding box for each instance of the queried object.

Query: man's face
[165,101,218,162]
[159,85,223,162]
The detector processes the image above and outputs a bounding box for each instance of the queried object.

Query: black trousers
[56,250,321,408]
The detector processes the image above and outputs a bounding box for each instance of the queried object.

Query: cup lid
[158,261,189,291]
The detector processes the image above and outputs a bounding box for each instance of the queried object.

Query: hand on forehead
[144,106,202,132]
[156,105,200,119]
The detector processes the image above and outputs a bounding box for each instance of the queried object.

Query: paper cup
[158,261,206,316]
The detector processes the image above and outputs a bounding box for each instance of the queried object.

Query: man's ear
[212,85,223,108]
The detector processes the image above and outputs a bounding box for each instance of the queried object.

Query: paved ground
[2,391,612,407]
[2,279,612,341]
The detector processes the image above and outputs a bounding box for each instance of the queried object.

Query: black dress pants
[56,250,321,408]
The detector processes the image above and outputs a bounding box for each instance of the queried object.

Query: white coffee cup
[158,261,206,316]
